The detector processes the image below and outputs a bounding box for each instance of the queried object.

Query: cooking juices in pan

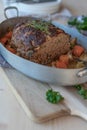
[0,19,87,69]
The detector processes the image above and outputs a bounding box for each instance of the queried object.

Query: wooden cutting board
[1,67,87,123]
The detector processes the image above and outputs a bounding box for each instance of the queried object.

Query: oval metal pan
[0,17,87,86]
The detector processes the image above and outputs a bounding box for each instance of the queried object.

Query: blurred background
[2,0,87,16]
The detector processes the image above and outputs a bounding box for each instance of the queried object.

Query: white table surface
[0,0,87,130]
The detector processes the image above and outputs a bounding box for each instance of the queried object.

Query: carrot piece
[0,37,8,44]
[72,45,85,57]
[6,46,16,54]
[56,61,67,68]
[59,54,69,65]
[5,31,12,39]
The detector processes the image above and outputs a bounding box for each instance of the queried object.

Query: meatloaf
[10,20,71,65]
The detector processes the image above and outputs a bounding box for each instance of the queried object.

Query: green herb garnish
[46,89,64,104]
[68,16,87,32]
[27,20,51,34]
[68,17,77,26]
[74,84,87,99]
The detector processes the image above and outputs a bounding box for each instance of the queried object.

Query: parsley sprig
[68,16,87,32]
[46,84,87,104]
[46,89,64,104]
[74,84,87,99]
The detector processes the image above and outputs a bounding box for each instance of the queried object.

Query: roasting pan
[0,16,87,86]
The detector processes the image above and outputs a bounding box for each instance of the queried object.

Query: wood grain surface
[1,68,87,123]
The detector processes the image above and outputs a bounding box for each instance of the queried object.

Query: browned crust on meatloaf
[30,33,70,64]
[10,20,71,65]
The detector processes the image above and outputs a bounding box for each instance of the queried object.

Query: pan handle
[4,6,19,19]
[77,68,87,77]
